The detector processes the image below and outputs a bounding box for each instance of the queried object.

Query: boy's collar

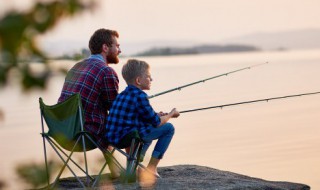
[127,84,143,91]
[128,84,139,89]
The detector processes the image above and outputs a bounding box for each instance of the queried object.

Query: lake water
[0,49,319,189]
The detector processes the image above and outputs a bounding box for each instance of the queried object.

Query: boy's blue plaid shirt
[105,85,161,145]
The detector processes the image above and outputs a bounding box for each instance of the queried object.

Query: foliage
[54,48,91,61]
[15,155,107,189]
[0,180,6,190]
[15,160,61,189]
[0,0,95,90]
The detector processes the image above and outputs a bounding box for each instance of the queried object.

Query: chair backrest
[39,94,96,151]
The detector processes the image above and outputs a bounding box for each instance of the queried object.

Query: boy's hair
[122,59,150,85]
[89,28,119,54]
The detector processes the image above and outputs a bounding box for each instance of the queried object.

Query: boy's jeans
[140,123,175,160]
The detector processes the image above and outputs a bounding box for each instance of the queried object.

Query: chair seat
[113,130,141,149]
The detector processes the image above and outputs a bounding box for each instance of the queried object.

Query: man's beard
[106,53,119,64]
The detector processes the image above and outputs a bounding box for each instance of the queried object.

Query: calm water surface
[0,49,319,189]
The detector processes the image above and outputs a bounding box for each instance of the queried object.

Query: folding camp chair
[39,94,123,189]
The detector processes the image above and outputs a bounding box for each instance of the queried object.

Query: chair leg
[90,150,124,188]
[47,137,87,189]
[82,134,124,188]
[91,161,108,188]
[40,113,50,188]
[81,135,90,186]
[42,134,50,188]
[124,139,142,183]
[49,139,95,181]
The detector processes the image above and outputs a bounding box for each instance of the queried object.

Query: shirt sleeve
[101,68,119,110]
[136,93,161,127]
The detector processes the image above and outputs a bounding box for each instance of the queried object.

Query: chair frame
[39,96,124,189]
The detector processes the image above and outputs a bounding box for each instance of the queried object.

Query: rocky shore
[51,165,310,190]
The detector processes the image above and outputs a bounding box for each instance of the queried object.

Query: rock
[45,165,310,190]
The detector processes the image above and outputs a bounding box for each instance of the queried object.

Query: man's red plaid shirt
[58,55,119,150]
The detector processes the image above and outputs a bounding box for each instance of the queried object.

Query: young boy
[105,59,179,179]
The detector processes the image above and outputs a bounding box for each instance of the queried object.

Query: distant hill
[129,28,320,56]
[42,28,320,57]
[135,44,260,56]
[121,40,199,56]
[220,28,320,50]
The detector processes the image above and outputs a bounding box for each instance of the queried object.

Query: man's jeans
[140,123,175,159]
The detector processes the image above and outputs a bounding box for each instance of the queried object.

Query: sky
[1,0,320,55]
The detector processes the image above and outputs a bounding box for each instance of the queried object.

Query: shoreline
[41,165,310,190]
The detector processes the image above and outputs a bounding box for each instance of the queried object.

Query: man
[58,28,121,176]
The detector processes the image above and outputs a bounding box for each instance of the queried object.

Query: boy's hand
[170,108,180,118]
[158,111,168,116]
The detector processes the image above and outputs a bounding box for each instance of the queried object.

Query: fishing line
[148,62,268,99]
[180,91,320,114]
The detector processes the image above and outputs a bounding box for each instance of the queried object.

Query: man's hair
[89,29,119,54]
[122,59,150,85]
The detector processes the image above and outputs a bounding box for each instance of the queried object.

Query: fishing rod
[180,91,320,114]
[148,62,268,99]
